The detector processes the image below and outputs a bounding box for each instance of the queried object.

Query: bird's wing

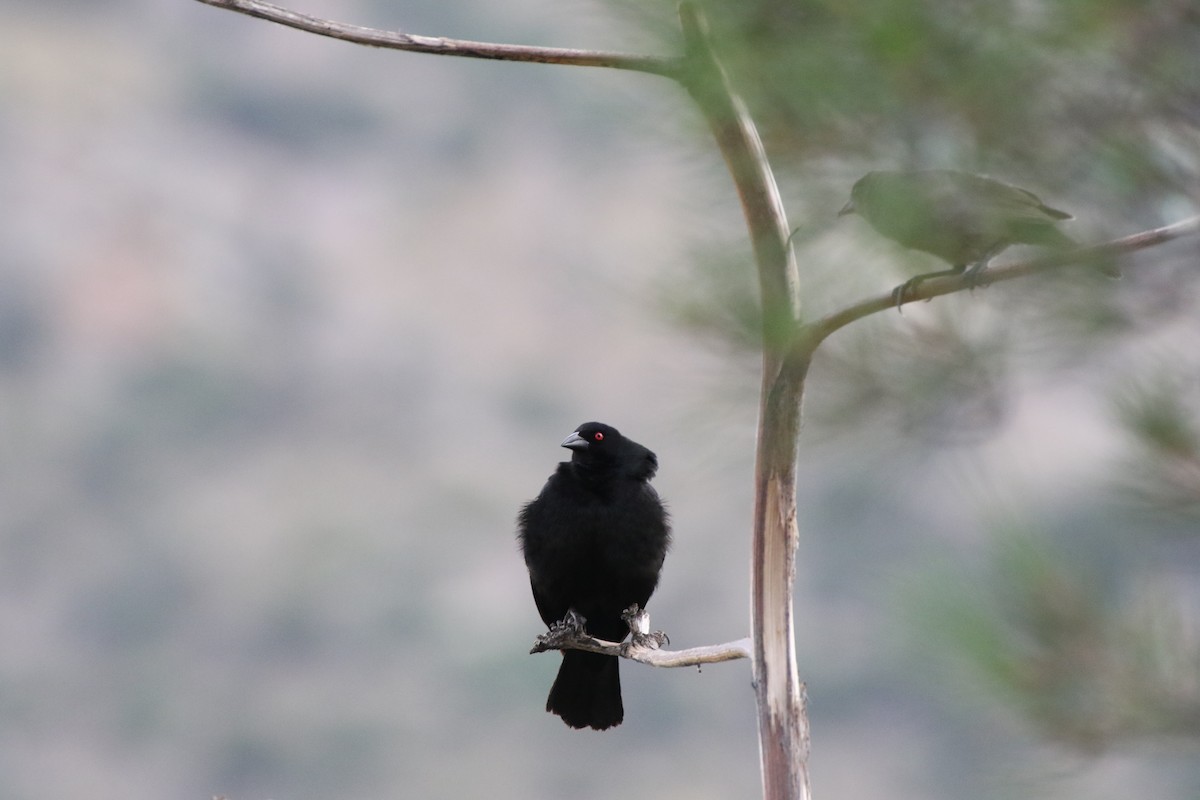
[952,175,1076,247]
[955,173,1073,222]
[530,582,566,628]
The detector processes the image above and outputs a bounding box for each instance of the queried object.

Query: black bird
[518,422,670,730]
[839,170,1089,303]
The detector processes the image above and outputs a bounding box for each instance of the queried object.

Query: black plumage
[518,422,670,730]
[839,170,1090,302]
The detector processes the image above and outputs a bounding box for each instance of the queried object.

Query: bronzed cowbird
[839,170,1091,303]
[518,422,670,730]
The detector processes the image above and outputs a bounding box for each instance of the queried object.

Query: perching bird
[839,170,1091,303]
[518,422,670,730]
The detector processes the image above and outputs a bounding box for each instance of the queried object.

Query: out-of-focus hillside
[1,2,1197,799]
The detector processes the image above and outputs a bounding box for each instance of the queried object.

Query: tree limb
[677,6,811,800]
[807,214,1200,348]
[529,605,751,667]
[530,631,753,668]
[193,0,683,78]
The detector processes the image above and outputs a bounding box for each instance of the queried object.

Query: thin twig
[530,605,751,667]
[193,0,682,78]
[530,631,753,667]
[808,214,1200,348]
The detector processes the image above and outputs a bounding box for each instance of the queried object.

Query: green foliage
[912,532,1200,752]
[691,0,1199,188]
[1113,369,1200,517]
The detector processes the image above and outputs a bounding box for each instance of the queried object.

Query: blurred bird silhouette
[839,170,1106,304]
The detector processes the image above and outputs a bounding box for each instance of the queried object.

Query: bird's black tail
[546,650,623,730]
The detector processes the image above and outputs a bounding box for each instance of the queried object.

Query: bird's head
[838,172,881,218]
[839,171,898,219]
[562,422,658,480]
[562,422,621,456]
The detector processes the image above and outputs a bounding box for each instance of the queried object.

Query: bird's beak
[837,200,856,218]
[561,431,588,450]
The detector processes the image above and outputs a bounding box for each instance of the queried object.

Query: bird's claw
[628,630,670,650]
[551,609,587,636]
[892,263,982,310]
[962,259,989,291]
[620,604,646,631]
[891,281,916,310]
[531,610,590,654]
[620,604,669,652]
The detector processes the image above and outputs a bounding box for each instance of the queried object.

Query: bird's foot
[620,604,669,653]
[628,630,670,651]
[891,266,967,309]
[962,259,990,290]
[892,274,938,309]
[531,610,590,654]
[552,609,588,637]
[891,279,920,310]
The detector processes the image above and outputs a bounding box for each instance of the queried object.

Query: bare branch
[530,629,753,668]
[808,214,1200,348]
[193,0,682,78]
[529,604,750,667]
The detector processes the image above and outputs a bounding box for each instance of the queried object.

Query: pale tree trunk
[678,8,813,798]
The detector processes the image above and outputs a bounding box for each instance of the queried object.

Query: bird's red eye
[593,432,604,441]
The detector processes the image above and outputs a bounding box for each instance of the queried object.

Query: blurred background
[2,0,1198,798]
